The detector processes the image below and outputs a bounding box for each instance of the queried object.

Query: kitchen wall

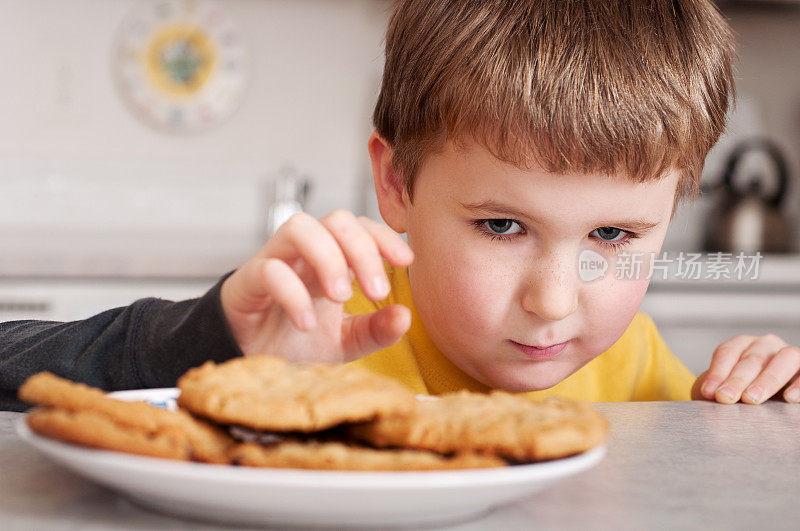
[728,4,800,178]
[0,0,392,277]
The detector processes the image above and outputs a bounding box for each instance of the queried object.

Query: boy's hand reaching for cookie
[220,210,414,364]
[691,334,800,404]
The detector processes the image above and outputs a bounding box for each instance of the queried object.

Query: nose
[521,258,579,322]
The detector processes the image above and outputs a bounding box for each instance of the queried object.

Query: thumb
[340,304,411,362]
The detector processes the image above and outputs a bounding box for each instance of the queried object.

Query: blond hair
[373,0,736,212]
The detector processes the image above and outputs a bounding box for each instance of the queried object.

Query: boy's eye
[591,227,626,242]
[483,219,523,235]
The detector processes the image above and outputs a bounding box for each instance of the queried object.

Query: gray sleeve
[0,273,242,411]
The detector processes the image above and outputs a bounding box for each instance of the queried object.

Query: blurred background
[0,0,798,375]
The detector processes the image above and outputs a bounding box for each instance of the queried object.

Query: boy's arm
[0,274,241,412]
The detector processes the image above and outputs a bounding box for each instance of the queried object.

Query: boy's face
[372,134,680,392]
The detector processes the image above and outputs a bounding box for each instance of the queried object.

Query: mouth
[510,339,571,360]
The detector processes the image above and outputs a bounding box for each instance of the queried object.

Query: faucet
[266,166,310,237]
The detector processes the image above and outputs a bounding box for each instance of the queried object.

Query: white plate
[17,388,606,528]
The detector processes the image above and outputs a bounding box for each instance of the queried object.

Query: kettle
[703,139,795,254]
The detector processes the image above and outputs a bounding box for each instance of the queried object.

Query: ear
[368,130,409,233]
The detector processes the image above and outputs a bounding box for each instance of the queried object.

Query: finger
[340,304,411,362]
[783,372,800,404]
[258,259,318,330]
[742,346,800,404]
[320,210,392,301]
[357,216,414,267]
[266,213,353,303]
[715,336,779,404]
[222,258,274,313]
[701,335,755,399]
[226,258,317,331]
[691,370,710,401]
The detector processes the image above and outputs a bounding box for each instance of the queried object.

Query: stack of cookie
[19,356,608,471]
[19,372,233,464]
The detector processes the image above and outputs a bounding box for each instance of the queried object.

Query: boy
[219,0,799,405]
[3,0,798,410]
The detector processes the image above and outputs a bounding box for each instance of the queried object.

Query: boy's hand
[691,334,800,404]
[219,210,414,364]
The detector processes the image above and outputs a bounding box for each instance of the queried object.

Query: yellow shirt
[345,264,696,401]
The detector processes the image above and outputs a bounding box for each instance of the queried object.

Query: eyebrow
[458,199,661,232]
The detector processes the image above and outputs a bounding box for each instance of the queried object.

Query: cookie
[177,356,416,432]
[347,391,609,461]
[20,372,233,463]
[229,439,506,471]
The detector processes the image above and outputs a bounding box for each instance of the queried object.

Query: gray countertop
[1,401,799,530]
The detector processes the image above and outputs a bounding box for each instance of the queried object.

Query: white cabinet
[0,278,217,323]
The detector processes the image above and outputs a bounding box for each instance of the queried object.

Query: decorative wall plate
[114,0,249,133]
